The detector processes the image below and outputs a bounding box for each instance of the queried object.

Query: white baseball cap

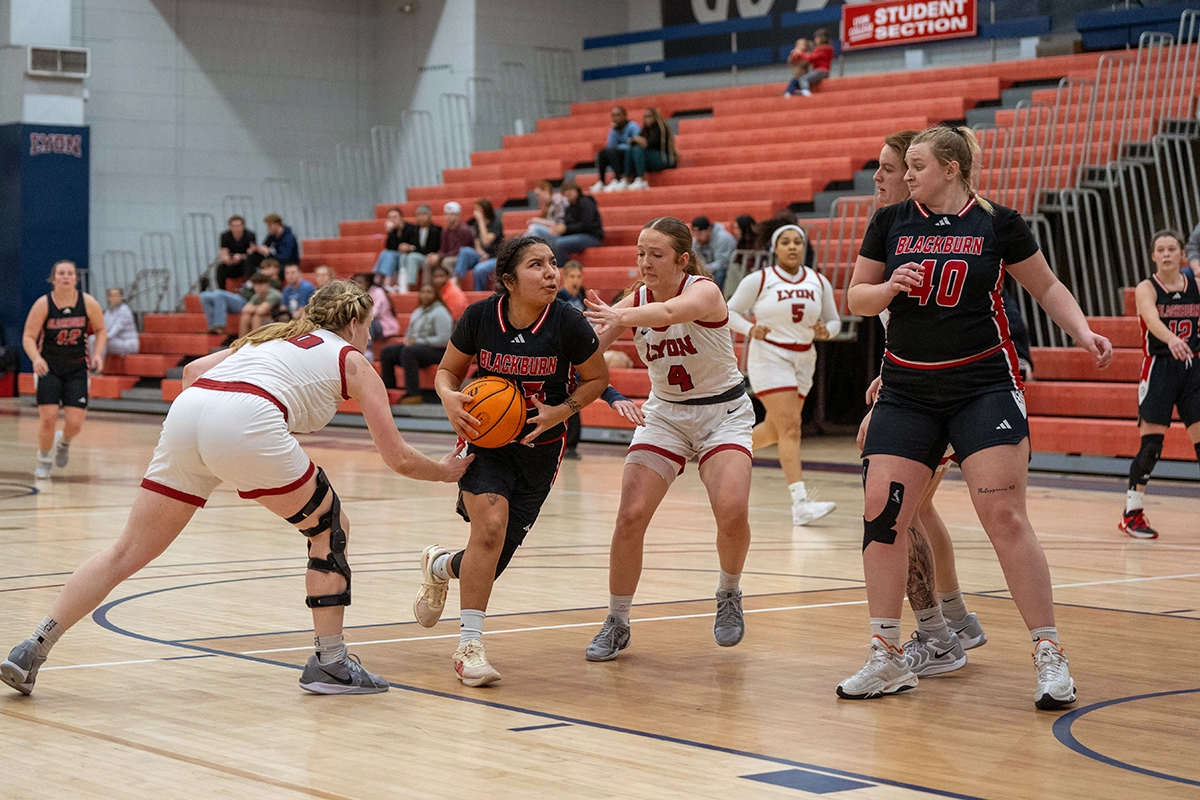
[443,201,462,214]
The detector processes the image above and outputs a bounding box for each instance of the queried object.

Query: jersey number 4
[908,259,968,307]
[667,365,694,392]
[54,329,82,347]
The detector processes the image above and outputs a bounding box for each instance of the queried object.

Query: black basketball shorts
[1138,355,1200,427]
[456,434,566,547]
[36,362,89,409]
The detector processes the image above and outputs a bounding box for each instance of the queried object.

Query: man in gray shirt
[692,216,738,290]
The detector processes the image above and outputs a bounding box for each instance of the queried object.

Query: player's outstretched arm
[583,289,636,349]
[1008,252,1112,369]
[587,279,725,332]
[347,349,472,482]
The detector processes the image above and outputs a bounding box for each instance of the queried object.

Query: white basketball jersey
[729,266,833,346]
[633,275,743,402]
[198,328,356,433]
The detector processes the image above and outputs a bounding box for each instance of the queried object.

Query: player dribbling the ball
[414,236,609,687]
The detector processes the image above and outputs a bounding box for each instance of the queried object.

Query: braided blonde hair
[230,279,372,352]
[910,124,994,214]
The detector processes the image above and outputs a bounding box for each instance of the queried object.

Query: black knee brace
[286,467,351,608]
[1129,434,1164,490]
[863,479,905,552]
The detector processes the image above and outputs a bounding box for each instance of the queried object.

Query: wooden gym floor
[0,401,1197,799]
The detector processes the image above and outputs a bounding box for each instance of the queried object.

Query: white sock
[870,617,902,650]
[1031,626,1059,645]
[431,553,452,581]
[459,609,485,646]
[1126,489,1144,514]
[938,589,969,621]
[718,569,741,593]
[315,633,346,665]
[609,594,633,624]
[37,450,51,461]
[789,481,807,504]
[32,616,64,658]
[914,604,950,639]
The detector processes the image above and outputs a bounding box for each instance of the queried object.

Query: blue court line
[1052,687,1200,788]
[88,578,975,799]
[509,722,572,732]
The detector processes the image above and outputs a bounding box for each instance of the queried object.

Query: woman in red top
[784,28,834,97]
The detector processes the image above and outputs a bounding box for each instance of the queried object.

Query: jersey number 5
[791,303,806,323]
[667,365,694,392]
[908,259,968,308]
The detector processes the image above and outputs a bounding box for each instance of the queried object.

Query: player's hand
[1168,334,1193,363]
[748,324,770,340]
[32,357,49,377]
[441,390,481,439]
[856,407,873,451]
[584,290,622,335]
[611,399,645,426]
[864,375,883,404]
[1078,330,1113,369]
[89,353,104,373]
[812,323,832,341]
[888,262,924,297]
[437,441,474,482]
[520,396,569,445]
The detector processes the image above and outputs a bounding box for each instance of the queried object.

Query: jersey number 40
[908,259,968,307]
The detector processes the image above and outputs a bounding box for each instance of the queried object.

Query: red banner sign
[842,0,978,51]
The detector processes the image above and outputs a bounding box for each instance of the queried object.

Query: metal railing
[818,196,876,320]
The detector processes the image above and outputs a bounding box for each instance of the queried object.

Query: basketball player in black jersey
[22,260,107,479]
[1122,229,1200,538]
[844,125,1112,710]
[413,236,609,686]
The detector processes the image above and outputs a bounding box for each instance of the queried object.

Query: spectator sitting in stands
[427,201,474,276]
[591,106,641,193]
[313,264,335,288]
[279,263,316,321]
[525,180,568,238]
[379,282,454,404]
[403,204,442,289]
[356,273,400,345]
[723,213,760,299]
[216,215,260,289]
[604,349,634,370]
[251,213,300,267]
[784,29,833,97]
[544,180,604,269]
[783,38,811,97]
[692,216,737,289]
[372,207,416,290]
[557,260,585,313]
[199,257,279,336]
[455,198,504,291]
[430,262,467,319]
[99,287,139,357]
[624,108,678,190]
[237,271,282,337]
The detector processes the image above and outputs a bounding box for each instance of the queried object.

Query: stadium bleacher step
[121,387,164,402]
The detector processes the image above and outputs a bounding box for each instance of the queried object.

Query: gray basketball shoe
[902,630,967,676]
[714,588,745,647]
[584,615,630,662]
[1,639,47,696]
[299,652,389,695]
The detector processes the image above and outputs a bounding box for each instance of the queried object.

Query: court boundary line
[1052,687,1200,788]
[85,580,980,800]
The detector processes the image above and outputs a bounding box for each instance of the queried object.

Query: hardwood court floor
[1,401,1197,799]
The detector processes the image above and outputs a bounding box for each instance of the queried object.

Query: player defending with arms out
[412,236,608,687]
[582,217,755,662]
[23,260,107,479]
[2,281,470,697]
[844,125,1112,710]
[1121,229,1200,538]
[727,219,839,525]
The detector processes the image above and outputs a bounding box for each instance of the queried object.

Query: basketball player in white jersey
[2,281,471,698]
[582,216,754,661]
[727,220,840,525]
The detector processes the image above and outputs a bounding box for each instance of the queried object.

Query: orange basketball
[461,376,526,448]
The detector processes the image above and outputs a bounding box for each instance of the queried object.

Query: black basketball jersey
[41,290,89,368]
[1142,272,1200,356]
[860,198,1040,367]
[451,295,599,443]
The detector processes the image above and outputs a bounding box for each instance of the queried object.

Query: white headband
[769,224,806,253]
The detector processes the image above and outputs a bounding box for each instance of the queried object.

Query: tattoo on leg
[486,493,502,506]
[906,525,937,612]
[976,484,1015,495]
